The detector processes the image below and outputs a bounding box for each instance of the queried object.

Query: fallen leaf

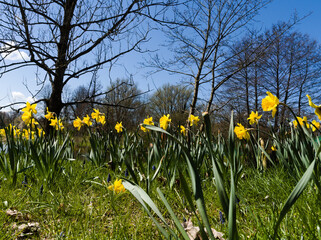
[182,219,225,240]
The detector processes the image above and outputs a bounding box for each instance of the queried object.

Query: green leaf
[157,188,191,240]
[228,169,238,240]
[273,159,316,239]
[122,180,177,239]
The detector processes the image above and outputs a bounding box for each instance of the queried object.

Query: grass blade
[273,159,316,239]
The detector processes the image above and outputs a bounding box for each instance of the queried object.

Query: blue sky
[0,0,321,111]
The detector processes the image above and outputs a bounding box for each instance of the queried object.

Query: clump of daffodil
[293,116,309,129]
[108,179,126,193]
[306,95,321,121]
[311,120,320,132]
[22,128,35,140]
[44,107,55,120]
[83,115,92,126]
[180,125,186,136]
[188,114,200,126]
[234,123,250,140]
[115,122,123,133]
[7,124,21,137]
[21,102,37,126]
[73,117,84,131]
[0,124,21,138]
[262,92,279,117]
[248,111,262,125]
[91,108,106,125]
[49,117,64,130]
[141,116,154,132]
[159,114,171,130]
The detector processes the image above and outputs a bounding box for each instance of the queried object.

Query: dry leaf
[6,209,23,221]
[182,219,225,240]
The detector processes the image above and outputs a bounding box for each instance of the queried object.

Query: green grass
[0,161,320,239]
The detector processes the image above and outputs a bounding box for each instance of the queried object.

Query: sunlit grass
[0,161,320,239]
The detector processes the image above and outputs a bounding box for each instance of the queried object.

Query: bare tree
[221,24,321,129]
[148,0,270,122]
[0,0,172,122]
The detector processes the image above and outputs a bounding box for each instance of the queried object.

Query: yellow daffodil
[37,127,44,136]
[141,116,154,132]
[44,107,55,120]
[262,92,279,117]
[306,95,321,121]
[73,117,84,131]
[98,115,106,125]
[83,115,92,126]
[234,123,250,140]
[293,116,309,129]
[271,146,276,151]
[188,114,200,126]
[115,122,123,133]
[21,111,32,125]
[91,109,106,125]
[247,111,262,125]
[311,120,320,132]
[50,117,64,130]
[108,179,126,193]
[8,125,20,137]
[0,128,5,137]
[23,128,35,140]
[91,108,100,120]
[29,119,39,129]
[15,128,21,137]
[22,102,37,114]
[180,125,186,136]
[159,114,171,130]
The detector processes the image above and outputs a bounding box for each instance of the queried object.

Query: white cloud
[4,50,30,61]
[0,41,30,61]
[11,91,26,102]
[2,91,37,111]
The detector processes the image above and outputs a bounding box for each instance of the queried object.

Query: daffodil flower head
[271,146,277,151]
[83,115,92,126]
[37,127,44,136]
[50,117,64,130]
[23,128,35,140]
[73,117,84,131]
[141,116,154,132]
[0,128,5,137]
[262,92,279,117]
[44,108,55,120]
[159,114,171,130]
[188,114,200,126]
[108,179,126,194]
[180,125,186,136]
[21,111,33,125]
[234,123,250,140]
[98,115,106,125]
[91,109,106,125]
[293,116,309,129]
[91,108,101,120]
[115,122,123,133]
[311,120,320,132]
[22,102,37,114]
[247,111,262,125]
[306,95,321,121]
